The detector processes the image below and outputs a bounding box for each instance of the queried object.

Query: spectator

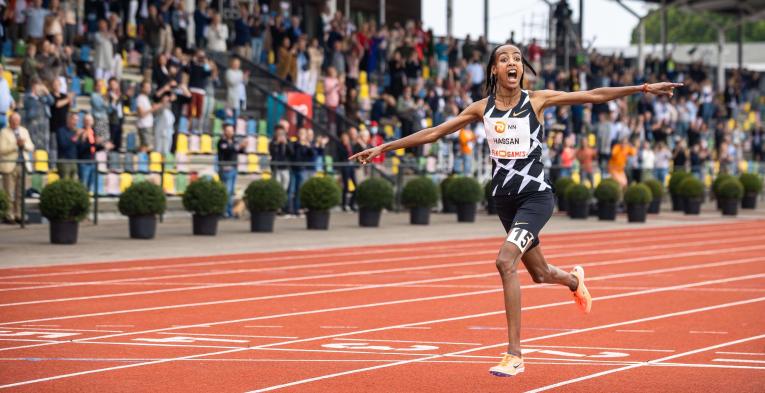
[609,137,635,187]
[466,52,485,101]
[188,50,212,122]
[25,0,50,43]
[107,78,124,151]
[233,4,252,61]
[286,127,314,215]
[268,124,290,193]
[48,78,71,162]
[206,11,228,53]
[22,80,53,153]
[576,138,597,187]
[76,114,96,193]
[0,65,16,129]
[672,139,688,172]
[225,57,248,118]
[93,19,115,80]
[136,81,156,151]
[295,37,311,92]
[20,43,39,91]
[640,140,655,182]
[653,141,671,183]
[559,135,576,178]
[276,37,293,81]
[90,79,110,147]
[0,113,34,224]
[249,6,265,64]
[153,92,175,155]
[193,0,211,49]
[56,112,78,179]
[217,123,247,218]
[335,131,357,211]
[306,37,324,95]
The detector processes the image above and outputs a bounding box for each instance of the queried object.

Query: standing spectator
[233,4,252,60]
[324,66,342,133]
[153,92,175,155]
[22,80,53,153]
[0,113,34,224]
[295,37,311,92]
[48,78,71,163]
[225,57,248,118]
[206,11,228,53]
[0,65,16,129]
[306,38,324,95]
[576,139,597,187]
[454,126,475,175]
[640,140,656,182]
[188,50,212,124]
[20,44,40,91]
[193,0,211,49]
[559,135,576,178]
[653,141,671,184]
[170,0,190,50]
[268,124,290,192]
[689,143,707,180]
[609,137,636,187]
[672,139,688,172]
[596,112,612,173]
[107,78,124,151]
[93,19,115,80]
[276,37,293,81]
[90,79,111,147]
[335,131,357,211]
[56,112,78,179]
[25,0,50,43]
[217,123,247,218]
[286,127,314,216]
[466,52,485,101]
[76,114,97,193]
[249,6,265,64]
[434,36,449,80]
[136,81,156,151]
[142,5,163,71]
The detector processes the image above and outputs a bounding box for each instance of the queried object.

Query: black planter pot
[671,193,684,211]
[716,197,723,210]
[192,214,219,236]
[486,197,497,215]
[359,208,382,227]
[442,198,456,213]
[597,201,617,221]
[306,210,330,230]
[626,203,647,223]
[567,200,588,219]
[742,192,758,209]
[647,198,661,214]
[409,207,430,225]
[250,211,276,232]
[49,220,79,244]
[683,198,702,215]
[720,199,739,216]
[128,215,157,239]
[556,194,568,212]
[456,203,477,222]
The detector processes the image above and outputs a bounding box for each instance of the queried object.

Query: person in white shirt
[225,57,248,118]
[0,113,35,223]
[653,141,671,184]
[0,64,16,129]
[640,140,656,182]
[206,11,228,52]
[136,81,156,151]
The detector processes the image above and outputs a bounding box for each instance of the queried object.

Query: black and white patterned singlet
[483,90,552,196]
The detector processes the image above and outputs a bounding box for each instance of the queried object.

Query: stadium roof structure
[641,0,765,19]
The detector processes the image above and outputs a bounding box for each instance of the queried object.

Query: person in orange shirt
[454,127,475,175]
[609,137,636,187]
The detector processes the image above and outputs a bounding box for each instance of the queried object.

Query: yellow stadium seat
[316,81,324,94]
[2,71,12,89]
[119,173,133,192]
[33,150,49,172]
[247,154,260,173]
[162,173,176,194]
[261,172,271,180]
[384,125,394,138]
[268,51,275,64]
[739,160,748,173]
[47,172,60,184]
[588,134,596,148]
[359,71,368,85]
[391,156,400,175]
[359,83,369,99]
[316,93,325,104]
[704,173,712,187]
[200,134,213,154]
[423,66,430,79]
[593,171,602,187]
[727,119,736,131]
[347,178,356,192]
[395,148,405,157]
[149,151,163,172]
[425,118,433,128]
[572,171,581,184]
[257,136,269,154]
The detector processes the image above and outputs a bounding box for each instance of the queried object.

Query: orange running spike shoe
[571,266,592,313]
[489,353,525,377]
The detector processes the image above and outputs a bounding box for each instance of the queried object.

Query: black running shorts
[493,190,555,253]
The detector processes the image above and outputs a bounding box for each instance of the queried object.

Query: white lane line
[4,226,762,295]
[715,351,765,356]
[2,274,762,389]
[689,331,729,334]
[333,338,481,346]
[0,338,62,343]
[244,326,283,329]
[20,324,59,327]
[391,327,432,330]
[527,344,674,353]
[3,219,744,274]
[713,358,765,364]
[96,325,134,328]
[3,327,123,333]
[526,333,765,392]
[156,333,298,339]
[615,329,655,333]
[247,277,765,392]
[3,248,763,328]
[319,326,358,329]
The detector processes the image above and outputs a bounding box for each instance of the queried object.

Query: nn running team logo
[494,121,507,134]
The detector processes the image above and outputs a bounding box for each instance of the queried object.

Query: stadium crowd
[0,0,763,223]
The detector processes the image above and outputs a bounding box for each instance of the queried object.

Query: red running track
[0,220,764,392]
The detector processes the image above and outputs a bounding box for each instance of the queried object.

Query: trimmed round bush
[565,184,590,202]
[643,179,664,200]
[554,177,575,197]
[244,179,287,212]
[739,173,763,195]
[356,177,394,211]
[118,181,166,216]
[183,178,227,216]
[401,177,439,209]
[440,176,457,203]
[0,189,9,218]
[678,176,705,199]
[624,183,652,205]
[445,176,483,204]
[668,171,691,195]
[712,173,733,197]
[594,179,621,203]
[40,179,90,222]
[717,178,744,200]
[299,176,341,211]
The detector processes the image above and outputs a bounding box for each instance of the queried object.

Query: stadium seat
[70,77,82,96]
[189,134,201,153]
[258,120,267,135]
[176,133,189,154]
[149,152,163,173]
[178,116,190,133]
[212,118,223,136]
[15,40,26,57]
[123,152,136,173]
[107,151,122,172]
[136,152,150,173]
[125,132,137,152]
[47,171,59,184]
[30,173,44,192]
[33,150,49,173]
[423,66,430,79]
[95,151,108,172]
[175,173,188,194]
[2,71,12,90]
[80,45,91,62]
[237,154,249,173]
[96,173,105,195]
[247,154,259,173]
[2,41,12,57]
[148,173,161,185]
[257,136,269,154]
[200,135,213,154]
[164,153,176,173]
[245,136,257,153]
[316,93,325,104]
[360,83,369,99]
[236,118,247,136]
[83,77,94,95]
[324,155,334,174]
[119,172,133,192]
[176,153,190,172]
[247,118,257,135]
[163,173,176,194]
[105,173,120,195]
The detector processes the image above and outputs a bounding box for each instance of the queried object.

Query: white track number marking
[522,348,629,358]
[322,342,439,352]
[0,330,80,339]
[133,336,249,344]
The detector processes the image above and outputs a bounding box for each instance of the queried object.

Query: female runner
[350,44,681,377]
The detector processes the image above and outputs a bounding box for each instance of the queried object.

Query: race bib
[485,116,531,159]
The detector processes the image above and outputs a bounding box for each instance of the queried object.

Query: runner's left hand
[647,82,683,98]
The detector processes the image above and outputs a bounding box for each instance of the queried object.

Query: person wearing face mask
[350,43,681,377]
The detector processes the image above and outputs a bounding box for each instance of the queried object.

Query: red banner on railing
[286,92,313,136]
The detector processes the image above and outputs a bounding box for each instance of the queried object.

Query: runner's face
[494,45,523,91]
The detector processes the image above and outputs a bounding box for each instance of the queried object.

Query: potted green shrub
[401,176,438,225]
[445,176,483,222]
[711,173,733,210]
[355,177,394,227]
[39,179,90,244]
[594,179,621,220]
[678,176,705,215]
[565,184,590,219]
[739,173,762,209]
[118,181,166,239]
[554,177,575,212]
[244,179,287,232]
[0,189,8,221]
[182,178,227,236]
[299,176,341,230]
[643,179,664,214]
[484,181,496,215]
[624,183,652,223]
[717,178,743,216]
[440,176,457,213]
[668,171,690,211]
